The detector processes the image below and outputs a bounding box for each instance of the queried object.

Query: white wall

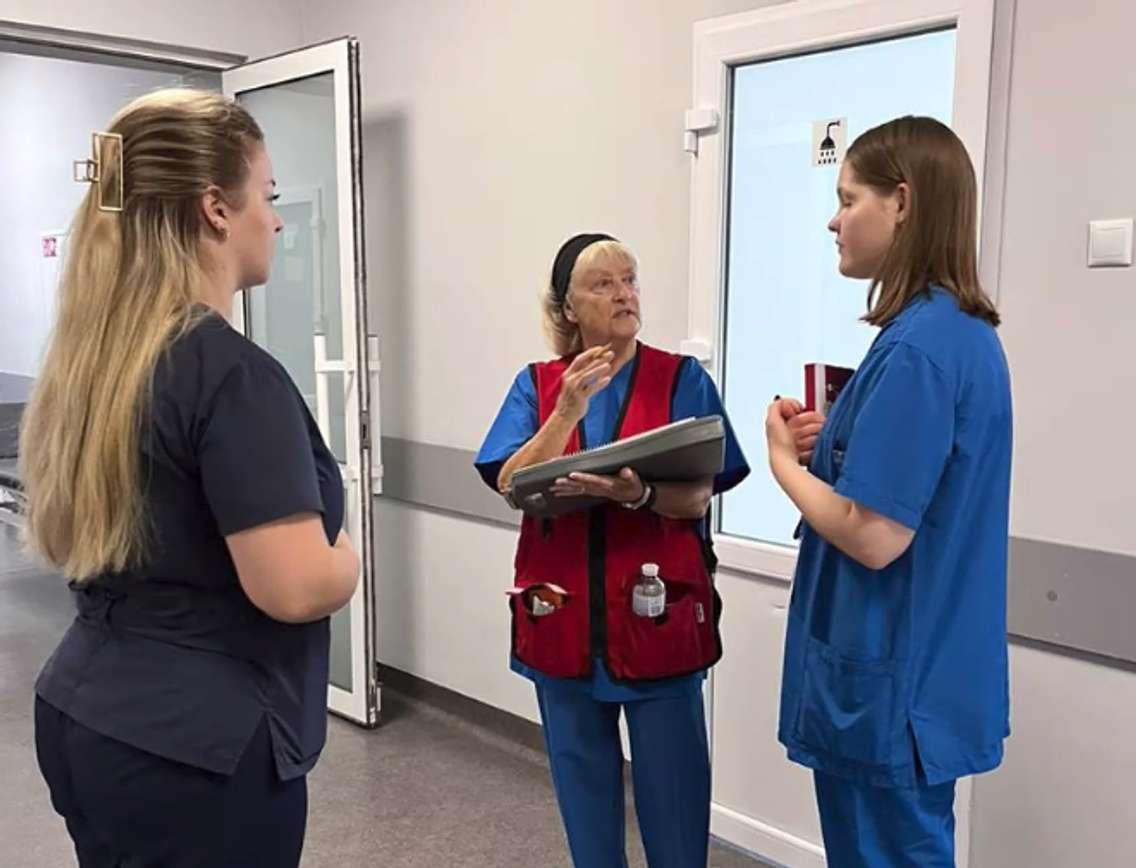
[328,0,787,450]
[312,1,1136,865]
[0,53,187,375]
[995,0,1136,559]
[1,0,1130,864]
[972,643,1136,867]
[969,0,1136,865]
[0,2,307,376]
[374,500,538,718]
[8,1,1122,864]
[310,0,788,727]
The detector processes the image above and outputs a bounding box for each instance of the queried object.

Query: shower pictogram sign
[812,118,847,167]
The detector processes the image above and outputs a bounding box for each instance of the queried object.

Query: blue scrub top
[779,287,1013,787]
[476,348,750,701]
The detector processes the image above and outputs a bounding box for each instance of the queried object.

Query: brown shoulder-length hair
[846,116,1000,328]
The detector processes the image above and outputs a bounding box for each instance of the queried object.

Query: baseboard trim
[710,803,825,868]
[377,664,545,755]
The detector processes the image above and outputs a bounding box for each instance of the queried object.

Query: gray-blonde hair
[540,239,638,356]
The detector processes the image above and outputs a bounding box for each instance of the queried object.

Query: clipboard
[510,415,725,517]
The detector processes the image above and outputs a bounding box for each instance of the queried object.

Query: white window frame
[687,0,997,583]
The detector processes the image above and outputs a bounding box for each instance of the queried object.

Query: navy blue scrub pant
[34,697,307,867]
[814,770,957,868]
[536,683,711,868]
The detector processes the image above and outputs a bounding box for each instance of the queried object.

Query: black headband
[551,233,617,306]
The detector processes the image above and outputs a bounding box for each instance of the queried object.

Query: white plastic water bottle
[632,563,666,618]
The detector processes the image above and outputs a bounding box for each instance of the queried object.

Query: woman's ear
[200,186,229,237]
[894,182,911,226]
[562,299,578,324]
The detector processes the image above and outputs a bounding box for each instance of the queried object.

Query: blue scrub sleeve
[198,358,324,535]
[671,358,750,494]
[474,368,539,490]
[834,343,954,531]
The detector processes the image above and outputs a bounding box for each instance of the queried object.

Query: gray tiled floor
[0,524,767,866]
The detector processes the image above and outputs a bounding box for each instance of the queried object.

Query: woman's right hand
[554,345,616,422]
[775,398,826,465]
[497,345,616,495]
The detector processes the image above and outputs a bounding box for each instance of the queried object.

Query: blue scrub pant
[536,684,710,868]
[814,771,956,868]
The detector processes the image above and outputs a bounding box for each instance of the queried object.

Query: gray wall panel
[379,438,1136,666]
[1008,537,1136,665]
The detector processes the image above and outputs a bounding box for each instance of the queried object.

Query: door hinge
[360,410,371,450]
[684,107,720,155]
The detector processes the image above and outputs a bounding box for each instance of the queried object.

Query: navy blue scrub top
[36,311,343,781]
[475,347,750,701]
[779,287,1013,788]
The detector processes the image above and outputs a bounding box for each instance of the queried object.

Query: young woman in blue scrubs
[476,234,748,867]
[766,117,1013,867]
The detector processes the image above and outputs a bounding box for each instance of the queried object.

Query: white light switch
[1088,218,1133,268]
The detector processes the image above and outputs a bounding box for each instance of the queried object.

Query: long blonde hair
[19,89,263,581]
[847,116,1000,328]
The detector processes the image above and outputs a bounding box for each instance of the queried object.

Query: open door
[223,38,381,726]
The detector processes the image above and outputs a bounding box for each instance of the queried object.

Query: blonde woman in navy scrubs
[766,117,1012,867]
[23,91,358,866]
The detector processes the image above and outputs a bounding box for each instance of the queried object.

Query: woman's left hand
[551,467,645,503]
[766,400,799,471]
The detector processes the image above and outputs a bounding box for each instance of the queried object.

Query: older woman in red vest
[475,234,749,867]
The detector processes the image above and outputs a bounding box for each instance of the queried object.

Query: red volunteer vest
[510,343,723,681]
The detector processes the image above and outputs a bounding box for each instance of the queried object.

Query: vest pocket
[509,587,589,678]
[620,595,701,679]
[794,636,898,767]
[607,569,721,680]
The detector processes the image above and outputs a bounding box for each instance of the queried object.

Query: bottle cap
[642,563,659,578]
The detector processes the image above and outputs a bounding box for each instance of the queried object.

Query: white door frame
[225,38,381,727]
[687,1,996,863]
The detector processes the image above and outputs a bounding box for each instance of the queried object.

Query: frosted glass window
[719,29,957,544]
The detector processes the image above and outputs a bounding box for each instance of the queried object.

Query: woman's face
[229,143,284,289]
[564,254,642,346]
[828,162,906,280]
